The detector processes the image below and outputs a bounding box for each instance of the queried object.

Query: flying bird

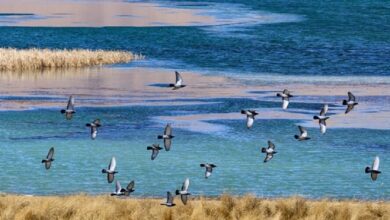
[169,71,186,90]
[176,178,191,205]
[342,92,358,114]
[313,104,329,134]
[161,191,176,207]
[200,163,217,179]
[294,126,310,141]
[261,141,277,163]
[111,180,135,196]
[86,119,101,140]
[365,156,381,181]
[241,110,258,129]
[41,147,54,170]
[60,95,75,120]
[147,144,163,160]
[157,124,174,151]
[276,89,293,110]
[101,157,117,183]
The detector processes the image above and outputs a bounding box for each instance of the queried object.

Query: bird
[342,92,358,114]
[101,156,117,183]
[60,95,75,120]
[276,89,293,110]
[161,191,176,207]
[122,180,135,196]
[261,141,277,163]
[294,126,310,141]
[313,104,329,134]
[365,156,381,181]
[147,144,163,160]
[157,124,174,151]
[41,147,54,170]
[86,119,101,140]
[200,163,217,179]
[241,110,258,129]
[169,71,186,90]
[175,178,191,205]
[111,180,135,196]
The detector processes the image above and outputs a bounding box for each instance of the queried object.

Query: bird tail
[157,135,163,139]
[365,167,371,173]
[313,116,319,120]
[294,135,299,139]
[261,148,267,153]
[101,169,107,173]
[60,109,66,114]
[342,100,348,105]
[175,190,180,195]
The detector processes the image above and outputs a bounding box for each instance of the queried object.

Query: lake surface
[0,0,388,199]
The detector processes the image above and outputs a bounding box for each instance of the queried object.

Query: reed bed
[0,194,388,220]
[0,48,142,71]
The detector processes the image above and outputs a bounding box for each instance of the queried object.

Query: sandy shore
[0,194,388,220]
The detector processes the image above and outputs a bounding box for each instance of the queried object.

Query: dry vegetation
[0,48,142,71]
[0,194,388,220]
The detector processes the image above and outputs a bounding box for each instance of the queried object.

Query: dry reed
[0,48,142,71]
[0,194,388,220]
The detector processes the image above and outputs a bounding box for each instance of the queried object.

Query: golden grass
[0,48,143,71]
[0,194,388,220]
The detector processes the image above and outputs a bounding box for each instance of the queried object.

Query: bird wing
[345,105,354,114]
[246,116,254,128]
[164,138,172,151]
[320,122,327,134]
[167,191,174,204]
[298,126,308,137]
[126,180,135,191]
[268,141,275,150]
[175,71,183,85]
[282,89,290,95]
[66,96,75,110]
[181,194,188,205]
[108,173,115,183]
[93,119,101,126]
[108,157,116,172]
[182,178,189,191]
[47,147,54,160]
[348,92,356,102]
[372,156,380,171]
[264,153,273,162]
[115,180,122,193]
[151,149,159,160]
[282,99,289,110]
[164,124,172,136]
[320,104,328,116]
[45,161,52,169]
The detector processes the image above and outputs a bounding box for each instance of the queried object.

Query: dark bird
[41,147,54,170]
[342,92,358,114]
[200,163,217,178]
[261,141,277,163]
[86,119,101,140]
[365,156,381,181]
[175,178,191,205]
[147,144,163,160]
[169,71,186,90]
[313,104,329,134]
[241,110,258,129]
[161,191,176,207]
[60,95,75,120]
[157,124,174,151]
[111,180,135,196]
[101,156,117,183]
[276,89,293,110]
[294,126,310,141]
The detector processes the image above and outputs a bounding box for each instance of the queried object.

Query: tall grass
[0,48,142,71]
[0,194,388,220]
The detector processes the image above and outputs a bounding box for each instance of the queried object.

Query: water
[0,0,388,199]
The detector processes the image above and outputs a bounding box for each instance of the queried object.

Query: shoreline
[1,194,388,219]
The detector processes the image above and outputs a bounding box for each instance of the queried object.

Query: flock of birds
[39,71,381,206]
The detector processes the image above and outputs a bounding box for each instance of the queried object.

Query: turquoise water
[0,0,388,199]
